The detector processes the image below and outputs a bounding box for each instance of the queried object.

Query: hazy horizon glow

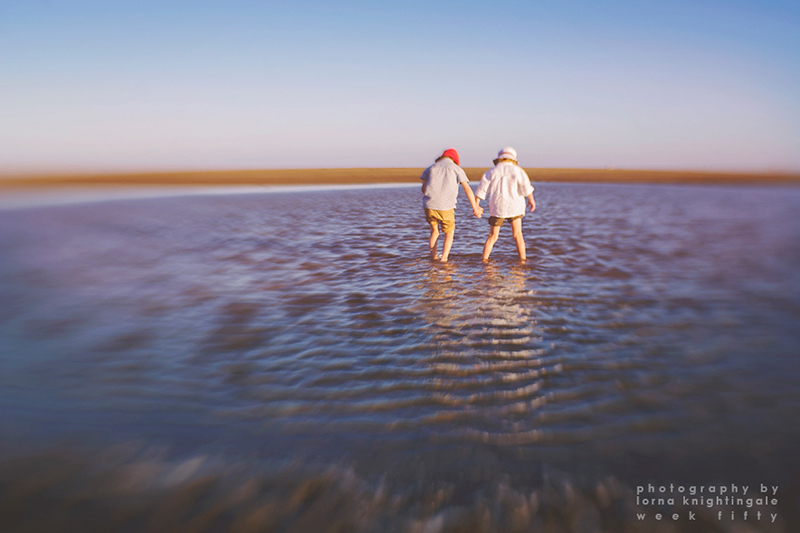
[1,0,799,173]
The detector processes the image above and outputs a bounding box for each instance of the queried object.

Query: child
[475,147,536,261]
[421,148,483,262]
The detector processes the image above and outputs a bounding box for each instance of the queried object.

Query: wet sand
[1,167,798,189]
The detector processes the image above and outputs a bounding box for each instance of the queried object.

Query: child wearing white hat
[474,147,536,261]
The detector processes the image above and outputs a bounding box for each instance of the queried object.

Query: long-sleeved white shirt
[475,162,534,217]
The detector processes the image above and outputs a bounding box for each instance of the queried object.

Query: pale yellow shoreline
[1,168,799,189]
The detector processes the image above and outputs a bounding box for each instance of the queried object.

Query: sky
[1,0,799,172]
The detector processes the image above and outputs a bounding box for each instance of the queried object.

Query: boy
[475,147,536,261]
[421,148,483,262]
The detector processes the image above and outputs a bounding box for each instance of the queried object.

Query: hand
[473,205,484,218]
[528,200,536,212]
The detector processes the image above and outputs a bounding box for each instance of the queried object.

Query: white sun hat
[496,146,518,161]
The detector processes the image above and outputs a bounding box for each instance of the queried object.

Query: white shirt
[475,162,534,218]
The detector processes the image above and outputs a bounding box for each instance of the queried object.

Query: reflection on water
[1,183,799,531]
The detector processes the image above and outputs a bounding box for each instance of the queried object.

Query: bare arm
[527,193,536,212]
[461,182,484,218]
[420,167,430,195]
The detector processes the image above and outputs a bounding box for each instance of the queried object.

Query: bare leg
[510,218,526,261]
[482,225,501,261]
[429,223,440,259]
[440,231,455,262]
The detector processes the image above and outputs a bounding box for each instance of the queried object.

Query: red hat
[439,148,460,166]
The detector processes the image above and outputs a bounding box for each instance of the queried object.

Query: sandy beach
[1,168,799,189]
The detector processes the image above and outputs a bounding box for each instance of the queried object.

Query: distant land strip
[1,168,799,188]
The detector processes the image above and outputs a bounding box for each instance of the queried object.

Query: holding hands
[423,146,537,262]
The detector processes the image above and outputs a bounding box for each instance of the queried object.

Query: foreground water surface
[1,182,799,532]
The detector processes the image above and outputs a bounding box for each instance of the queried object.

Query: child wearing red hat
[420,148,483,262]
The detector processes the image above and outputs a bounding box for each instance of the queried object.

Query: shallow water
[1,182,799,532]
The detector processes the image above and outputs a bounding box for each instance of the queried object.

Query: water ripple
[1,184,800,531]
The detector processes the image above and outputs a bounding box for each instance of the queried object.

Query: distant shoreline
[1,168,799,189]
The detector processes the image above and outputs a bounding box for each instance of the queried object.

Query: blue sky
[1,0,798,172]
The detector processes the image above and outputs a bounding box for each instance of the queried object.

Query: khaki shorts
[488,214,523,227]
[425,208,456,233]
